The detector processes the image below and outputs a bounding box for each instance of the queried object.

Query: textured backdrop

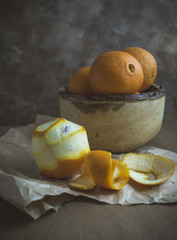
[0,0,177,125]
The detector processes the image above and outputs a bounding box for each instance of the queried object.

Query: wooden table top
[1,114,177,240]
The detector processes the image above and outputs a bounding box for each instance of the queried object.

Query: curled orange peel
[122,153,175,185]
[69,159,96,190]
[69,150,129,190]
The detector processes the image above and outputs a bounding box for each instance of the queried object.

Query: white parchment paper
[0,115,177,219]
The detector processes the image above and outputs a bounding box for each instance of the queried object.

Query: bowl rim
[59,84,165,103]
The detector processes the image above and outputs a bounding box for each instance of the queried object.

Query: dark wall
[1,0,177,125]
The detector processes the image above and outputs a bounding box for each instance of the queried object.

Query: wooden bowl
[59,84,165,153]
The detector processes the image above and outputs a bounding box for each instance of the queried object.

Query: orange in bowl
[61,48,164,153]
[123,47,157,92]
[68,66,93,96]
[88,51,144,95]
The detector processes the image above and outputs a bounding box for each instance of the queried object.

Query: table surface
[0,114,177,240]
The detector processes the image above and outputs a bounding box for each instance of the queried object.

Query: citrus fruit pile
[68,47,157,96]
[32,118,175,190]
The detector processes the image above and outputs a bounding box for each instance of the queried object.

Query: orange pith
[123,47,157,92]
[122,153,175,185]
[112,160,130,189]
[33,118,66,137]
[32,118,91,180]
[69,158,96,190]
[68,66,93,96]
[88,51,144,95]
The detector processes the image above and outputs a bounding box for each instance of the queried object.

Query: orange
[32,118,90,179]
[68,66,93,96]
[123,47,157,92]
[88,51,144,95]
[70,150,129,190]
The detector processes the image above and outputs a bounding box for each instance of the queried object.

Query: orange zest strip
[69,158,96,190]
[111,160,129,190]
[122,153,175,185]
[69,171,96,190]
[69,150,129,191]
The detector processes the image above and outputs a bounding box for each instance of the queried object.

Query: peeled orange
[32,118,90,179]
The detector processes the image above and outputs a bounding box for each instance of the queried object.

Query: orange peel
[69,160,96,190]
[122,153,175,185]
[70,150,129,190]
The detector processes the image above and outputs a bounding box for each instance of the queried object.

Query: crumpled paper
[0,115,177,219]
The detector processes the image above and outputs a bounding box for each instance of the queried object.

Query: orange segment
[70,150,129,190]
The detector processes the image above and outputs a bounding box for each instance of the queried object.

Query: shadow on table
[0,197,34,228]
[0,194,107,229]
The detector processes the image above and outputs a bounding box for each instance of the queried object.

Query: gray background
[1,0,177,125]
